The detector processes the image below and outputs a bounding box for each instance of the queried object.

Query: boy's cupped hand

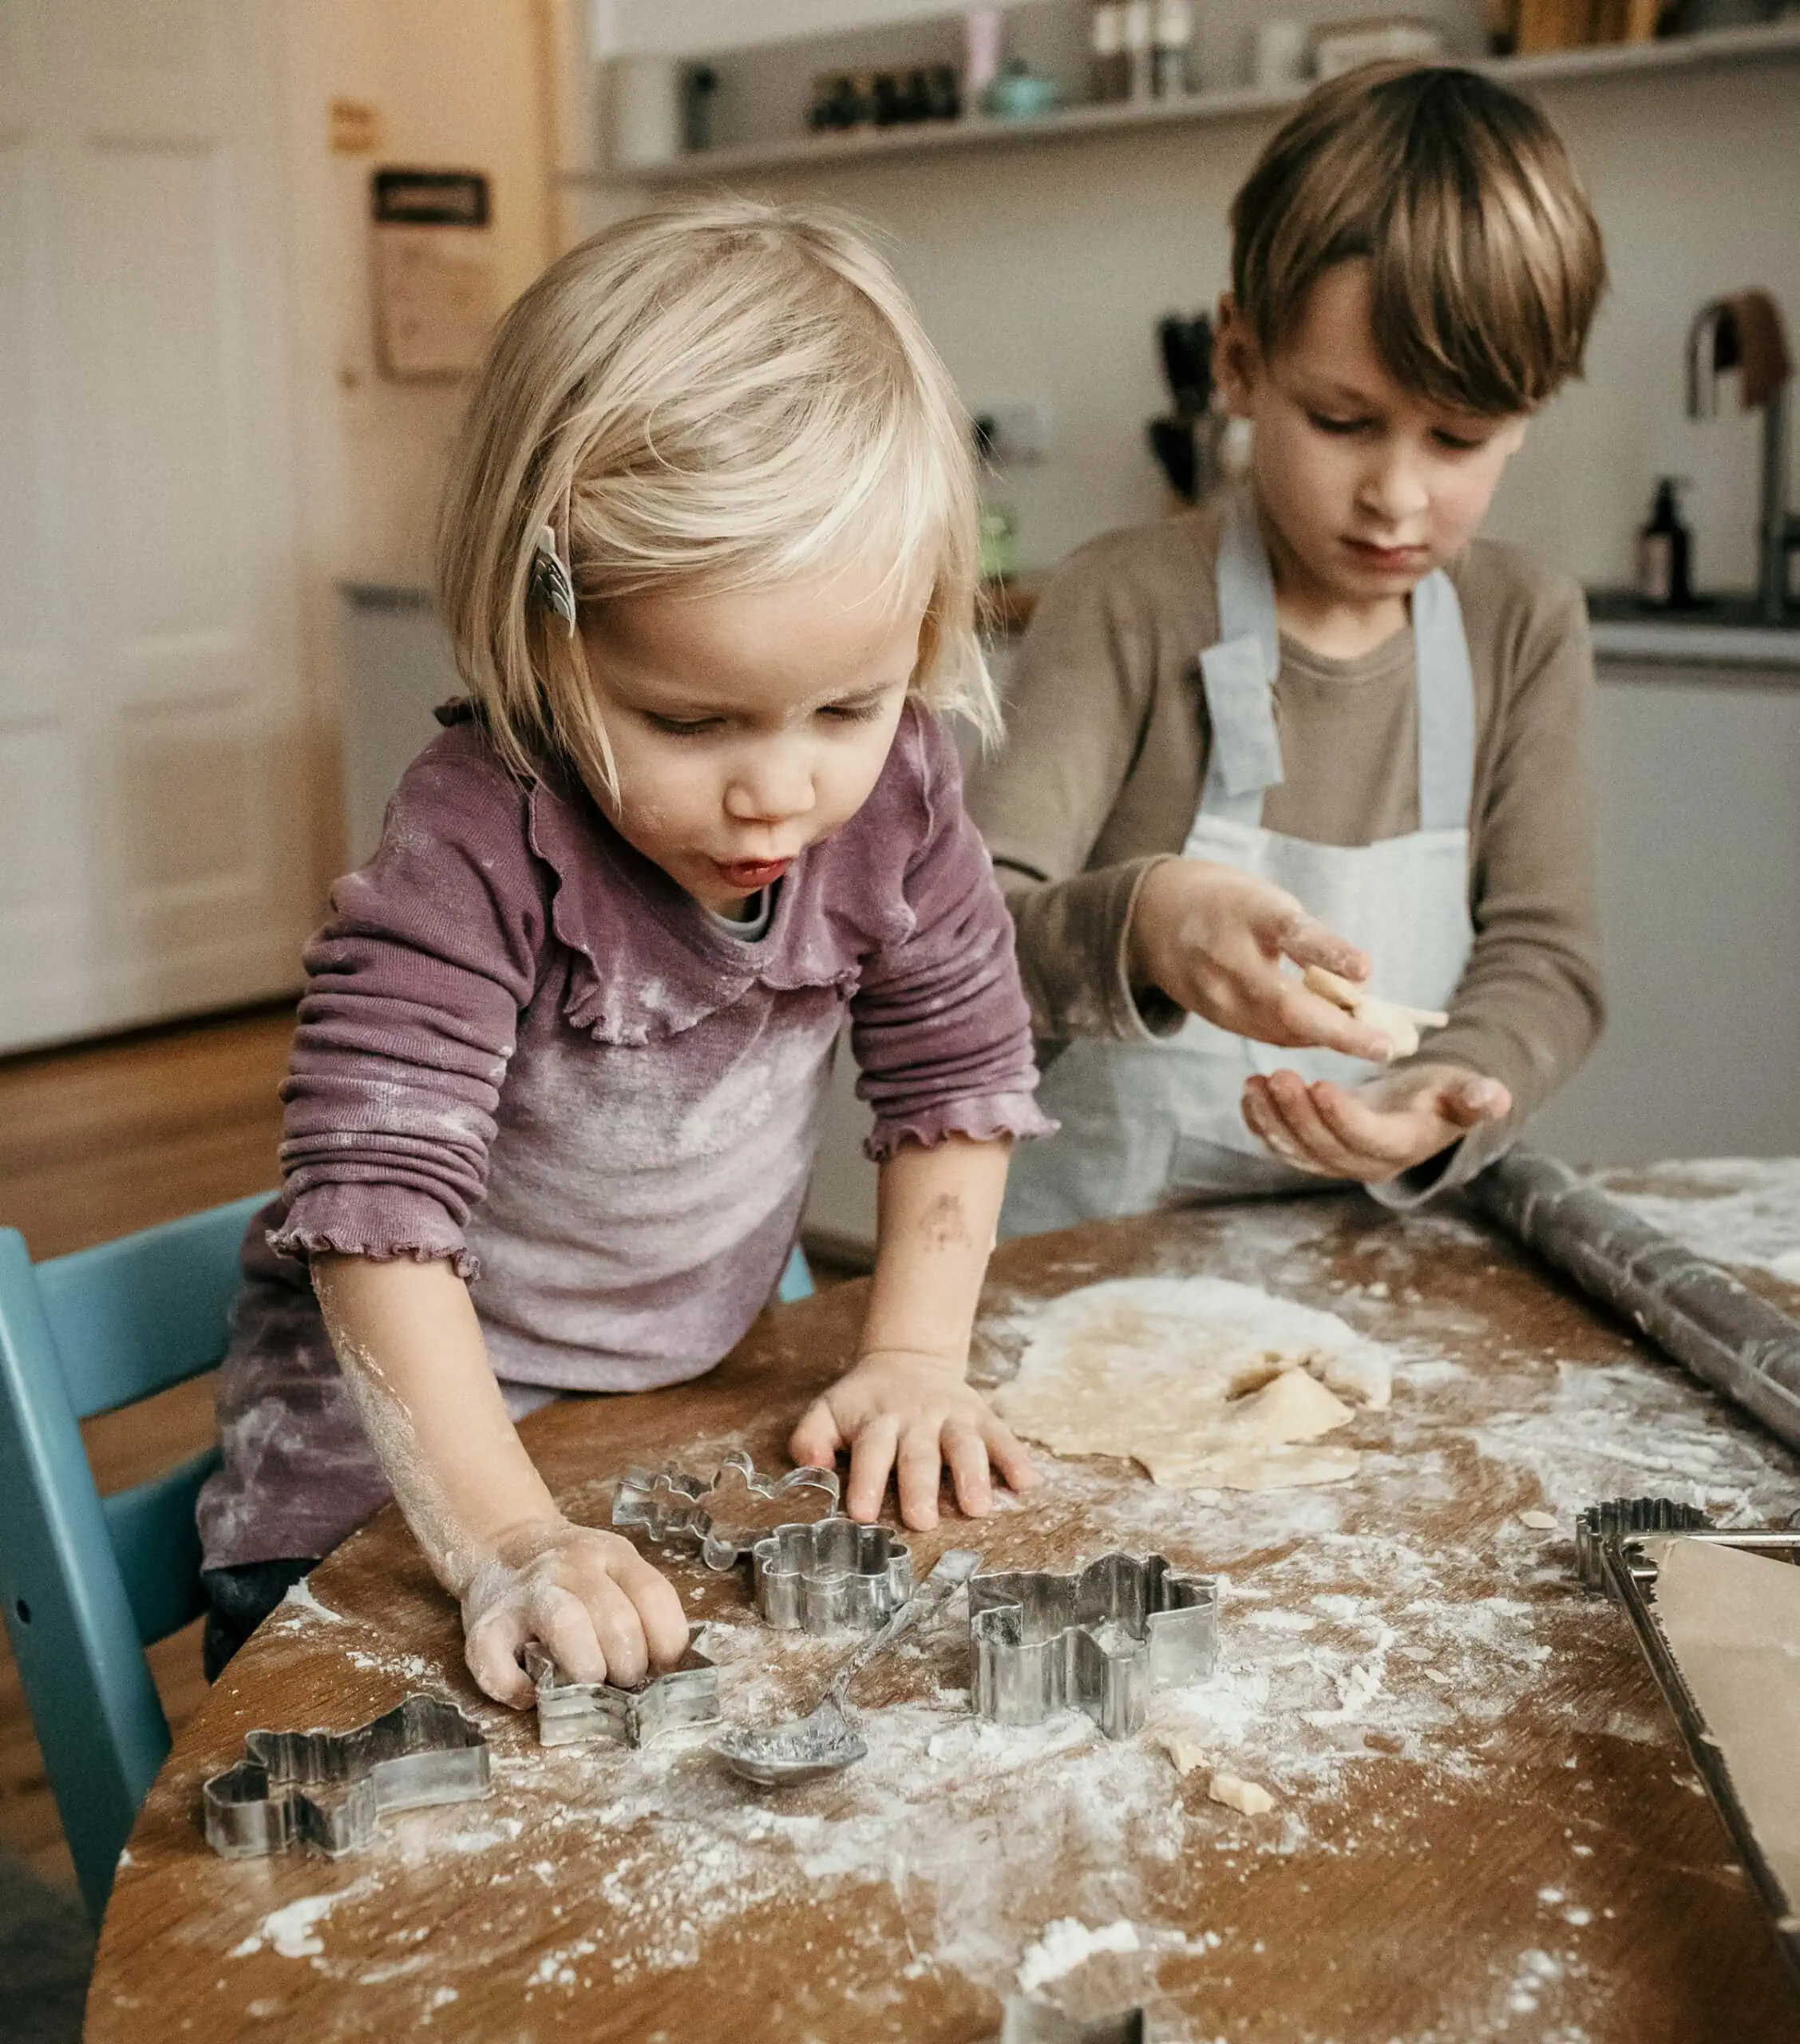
[789,1349,1038,1533]
[458,1518,690,1709]
[1129,859,1392,1062]
[1242,1061,1512,1183]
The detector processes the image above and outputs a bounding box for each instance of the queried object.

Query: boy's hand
[459,1518,690,1709]
[1129,859,1391,1060]
[1241,1062,1512,1183]
[789,1350,1038,1532]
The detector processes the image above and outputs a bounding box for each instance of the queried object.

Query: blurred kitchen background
[2,0,1798,1269]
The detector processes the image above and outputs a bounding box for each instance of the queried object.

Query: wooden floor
[0,1003,296,1890]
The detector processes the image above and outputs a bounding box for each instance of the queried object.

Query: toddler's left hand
[789,1350,1038,1532]
[1242,1060,1512,1184]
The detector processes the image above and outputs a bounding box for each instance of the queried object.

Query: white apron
[1003,495,1477,1235]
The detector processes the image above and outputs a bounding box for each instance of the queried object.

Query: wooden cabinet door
[0,0,313,1051]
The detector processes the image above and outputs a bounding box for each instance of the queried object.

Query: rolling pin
[1470,1147,1800,1458]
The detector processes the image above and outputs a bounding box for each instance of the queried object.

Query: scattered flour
[1015,1918,1141,1993]
[243,1879,378,1959]
[1599,1159,1800,1285]
[279,1576,346,1626]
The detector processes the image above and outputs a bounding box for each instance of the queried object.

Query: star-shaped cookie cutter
[750,1516,914,1634]
[524,1636,722,1749]
[611,1448,841,1571]
[993,2001,1146,2043]
[201,1694,490,1859]
[967,1552,1218,1741]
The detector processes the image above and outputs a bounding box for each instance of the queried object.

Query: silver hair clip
[530,522,577,637]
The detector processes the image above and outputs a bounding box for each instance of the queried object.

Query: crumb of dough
[1518,1509,1559,1531]
[1208,1772,1277,1816]
[1155,1730,1212,1777]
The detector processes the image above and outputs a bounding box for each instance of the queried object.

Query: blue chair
[777,1243,813,1304]
[0,1193,268,1922]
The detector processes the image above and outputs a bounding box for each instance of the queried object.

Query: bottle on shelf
[1152,0,1195,97]
[1122,0,1155,102]
[1636,476,1694,609]
[1090,2,1128,103]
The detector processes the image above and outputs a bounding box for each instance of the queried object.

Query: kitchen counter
[1586,591,1800,671]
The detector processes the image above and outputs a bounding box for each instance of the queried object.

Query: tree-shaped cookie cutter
[750,1517,914,1634]
[201,1694,490,1859]
[611,1448,841,1571]
[968,1553,1218,1741]
[524,1637,722,1749]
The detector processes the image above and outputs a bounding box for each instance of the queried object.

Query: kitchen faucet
[1687,291,1798,624]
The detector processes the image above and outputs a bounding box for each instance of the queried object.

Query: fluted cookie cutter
[750,1516,913,1634]
[611,1448,840,1570]
[524,1637,722,1749]
[202,1694,490,1859]
[1574,1495,1713,1592]
[992,2002,1146,2044]
[969,1552,1218,1741]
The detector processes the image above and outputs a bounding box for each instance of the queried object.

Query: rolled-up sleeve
[270,735,548,1276]
[851,715,1054,1161]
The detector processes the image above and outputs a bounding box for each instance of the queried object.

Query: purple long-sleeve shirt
[196,702,1050,1570]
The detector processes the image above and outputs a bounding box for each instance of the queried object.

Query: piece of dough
[1518,1509,1559,1531]
[1208,1772,1277,1816]
[1155,1729,1212,1777]
[991,1276,1391,1492]
[1304,965,1449,1061]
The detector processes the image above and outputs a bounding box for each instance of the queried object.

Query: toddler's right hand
[1128,858,1391,1061]
[459,1518,690,1709]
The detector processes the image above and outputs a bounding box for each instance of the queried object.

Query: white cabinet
[611,2,975,58]
[1529,660,1800,1166]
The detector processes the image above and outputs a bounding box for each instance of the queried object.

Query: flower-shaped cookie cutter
[201,1694,490,1859]
[967,1552,1219,1741]
[524,1636,722,1749]
[750,1517,914,1634]
[611,1448,841,1571]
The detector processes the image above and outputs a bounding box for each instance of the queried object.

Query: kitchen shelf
[565,18,1800,185]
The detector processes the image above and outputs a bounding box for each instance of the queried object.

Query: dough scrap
[1304,965,1449,1061]
[992,1276,1392,1493]
[1154,1729,1213,1777]
[1208,1771,1277,1816]
[1518,1509,1559,1531]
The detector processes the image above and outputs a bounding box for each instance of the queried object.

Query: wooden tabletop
[88,1171,1800,2042]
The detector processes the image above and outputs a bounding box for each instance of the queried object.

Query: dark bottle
[1636,477,1693,609]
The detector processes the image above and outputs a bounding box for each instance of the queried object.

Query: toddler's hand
[789,1350,1038,1532]
[1242,1061,1512,1184]
[459,1518,690,1709]
[1128,859,1391,1061]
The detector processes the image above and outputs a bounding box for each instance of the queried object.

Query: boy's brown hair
[1229,62,1606,416]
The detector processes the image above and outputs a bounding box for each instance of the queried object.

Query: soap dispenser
[1636,476,1693,609]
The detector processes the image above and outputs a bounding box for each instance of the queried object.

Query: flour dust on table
[991,1276,1397,1491]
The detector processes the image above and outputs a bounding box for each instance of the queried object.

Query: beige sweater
[965,499,1605,1194]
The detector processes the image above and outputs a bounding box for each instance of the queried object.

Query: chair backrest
[0,1192,269,1921]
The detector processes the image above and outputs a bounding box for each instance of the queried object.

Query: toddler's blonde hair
[437,198,995,798]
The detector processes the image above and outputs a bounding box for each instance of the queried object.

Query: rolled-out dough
[992,1276,1394,1491]
[1648,1535,1800,1907]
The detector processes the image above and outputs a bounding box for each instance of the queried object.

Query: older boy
[969,62,1608,1230]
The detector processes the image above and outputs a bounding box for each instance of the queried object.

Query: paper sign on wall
[370,168,497,381]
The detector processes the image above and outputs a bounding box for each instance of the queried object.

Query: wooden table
[88,1170,1800,2042]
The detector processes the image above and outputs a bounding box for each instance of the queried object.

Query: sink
[1585,588,1799,628]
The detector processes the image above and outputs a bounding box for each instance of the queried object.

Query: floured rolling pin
[1470,1147,1800,1459]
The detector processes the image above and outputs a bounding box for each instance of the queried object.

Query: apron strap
[1411,570,1477,833]
[1197,496,1283,826]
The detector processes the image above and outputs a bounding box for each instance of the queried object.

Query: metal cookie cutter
[992,2002,1146,2044]
[611,1448,840,1570]
[969,1552,1218,1741]
[750,1516,913,1634]
[1574,1495,1713,1592]
[524,1638,721,1749]
[201,1694,490,1859]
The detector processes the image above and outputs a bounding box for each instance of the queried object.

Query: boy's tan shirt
[965,497,1605,1194]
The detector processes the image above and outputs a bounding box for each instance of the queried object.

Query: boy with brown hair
[969,61,1609,1230]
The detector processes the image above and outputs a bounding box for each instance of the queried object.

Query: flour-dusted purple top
[196,701,1050,1570]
